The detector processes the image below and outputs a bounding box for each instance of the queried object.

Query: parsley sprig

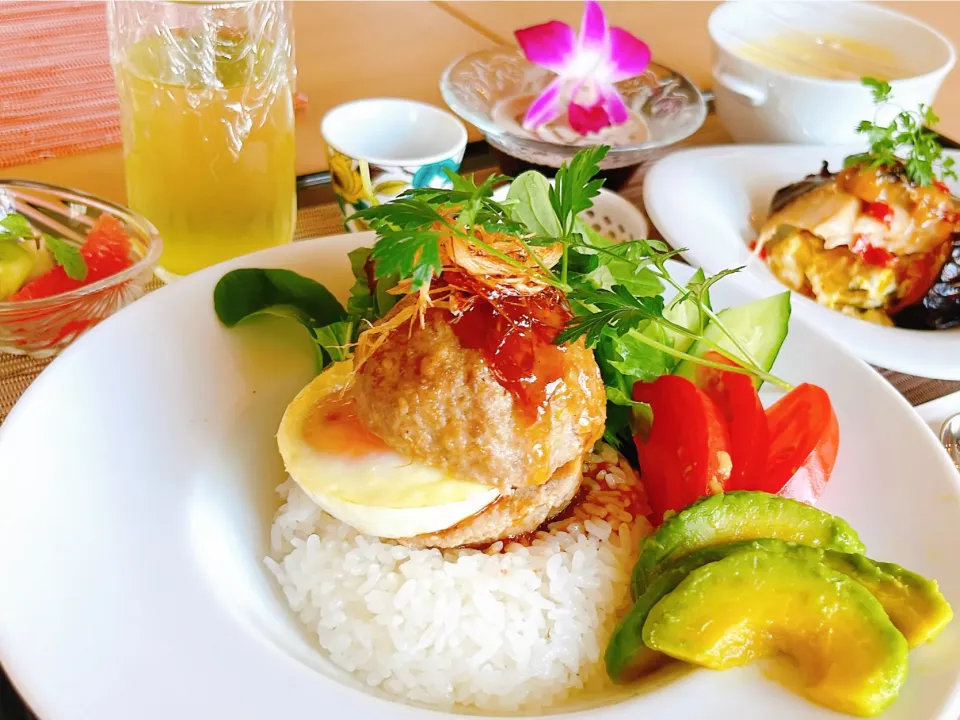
[349,171,534,291]
[348,146,791,403]
[845,77,957,187]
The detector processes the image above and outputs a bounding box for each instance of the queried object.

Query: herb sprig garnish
[844,77,957,187]
[349,172,529,291]
[0,212,87,281]
[347,148,789,393]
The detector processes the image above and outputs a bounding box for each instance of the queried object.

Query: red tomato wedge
[693,352,769,491]
[633,375,731,523]
[763,383,840,504]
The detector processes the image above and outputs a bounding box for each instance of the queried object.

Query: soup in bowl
[709,1,955,144]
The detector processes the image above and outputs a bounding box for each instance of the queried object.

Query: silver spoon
[938,412,960,473]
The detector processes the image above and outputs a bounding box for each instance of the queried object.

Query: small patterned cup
[321,98,468,232]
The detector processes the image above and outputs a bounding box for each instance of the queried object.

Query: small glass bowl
[0,180,162,358]
[441,48,707,188]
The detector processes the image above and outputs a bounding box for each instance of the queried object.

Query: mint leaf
[44,234,87,281]
[0,213,32,242]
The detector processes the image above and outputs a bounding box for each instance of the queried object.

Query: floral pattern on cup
[327,148,464,233]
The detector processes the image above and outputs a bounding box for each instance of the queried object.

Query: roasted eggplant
[891,234,960,330]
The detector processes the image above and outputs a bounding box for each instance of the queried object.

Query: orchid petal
[515,20,576,73]
[606,27,651,82]
[523,78,567,130]
[578,0,608,57]
[598,82,629,124]
[568,101,611,135]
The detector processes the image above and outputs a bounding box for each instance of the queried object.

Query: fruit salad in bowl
[0,180,161,357]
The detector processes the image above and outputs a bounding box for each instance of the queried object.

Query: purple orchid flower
[515,0,651,135]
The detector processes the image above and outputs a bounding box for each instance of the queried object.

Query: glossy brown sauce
[443,271,572,423]
[303,392,391,457]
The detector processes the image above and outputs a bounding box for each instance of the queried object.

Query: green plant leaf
[862,76,892,103]
[0,213,32,242]
[44,234,87,281]
[213,268,346,328]
[506,171,562,238]
[314,320,354,366]
[607,323,674,382]
[346,247,375,318]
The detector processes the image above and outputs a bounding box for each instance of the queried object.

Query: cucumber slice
[673,291,791,388]
[0,243,34,300]
[662,268,709,355]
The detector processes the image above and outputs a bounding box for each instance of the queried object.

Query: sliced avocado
[609,537,951,683]
[820,550,953,648]
[0,243,34,300]
[643,550,908,717]
[24,240,54,280]
[607,539,780,683]
[632,491,865,596]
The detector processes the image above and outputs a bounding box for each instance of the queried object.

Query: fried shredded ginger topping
[353,213,563,373]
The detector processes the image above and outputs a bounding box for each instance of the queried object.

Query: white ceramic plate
[643,145,960,379]
[1,233,959,720]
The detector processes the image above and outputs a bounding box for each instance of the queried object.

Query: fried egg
[277,360,499,538]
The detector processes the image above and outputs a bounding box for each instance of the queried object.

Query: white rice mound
[266,444,653,712]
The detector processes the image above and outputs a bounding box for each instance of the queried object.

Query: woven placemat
[0,1,120,168]
[0,0,307,169]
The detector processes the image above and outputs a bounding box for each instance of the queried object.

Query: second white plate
[644,145,960,379]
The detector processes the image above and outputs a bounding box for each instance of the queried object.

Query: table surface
[8,1,960,205]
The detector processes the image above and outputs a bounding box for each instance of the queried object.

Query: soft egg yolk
[277,360,497,511]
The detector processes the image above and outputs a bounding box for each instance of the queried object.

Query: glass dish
[0,180,162,358]
[441,47,707,188]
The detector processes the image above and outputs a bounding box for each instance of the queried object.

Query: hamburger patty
[352,309,605,492]
[398,457,583,549]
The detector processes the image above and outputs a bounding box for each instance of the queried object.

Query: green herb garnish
[0,213,90,281]
[44,234,87,281]
[0,213,32,241]
[347,171,525,291]
[213,267,348,370]
[349,147,789,394]
[845,77,957,187]
[216,146,793,451]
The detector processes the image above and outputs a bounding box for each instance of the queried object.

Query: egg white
[277,360,499,539]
